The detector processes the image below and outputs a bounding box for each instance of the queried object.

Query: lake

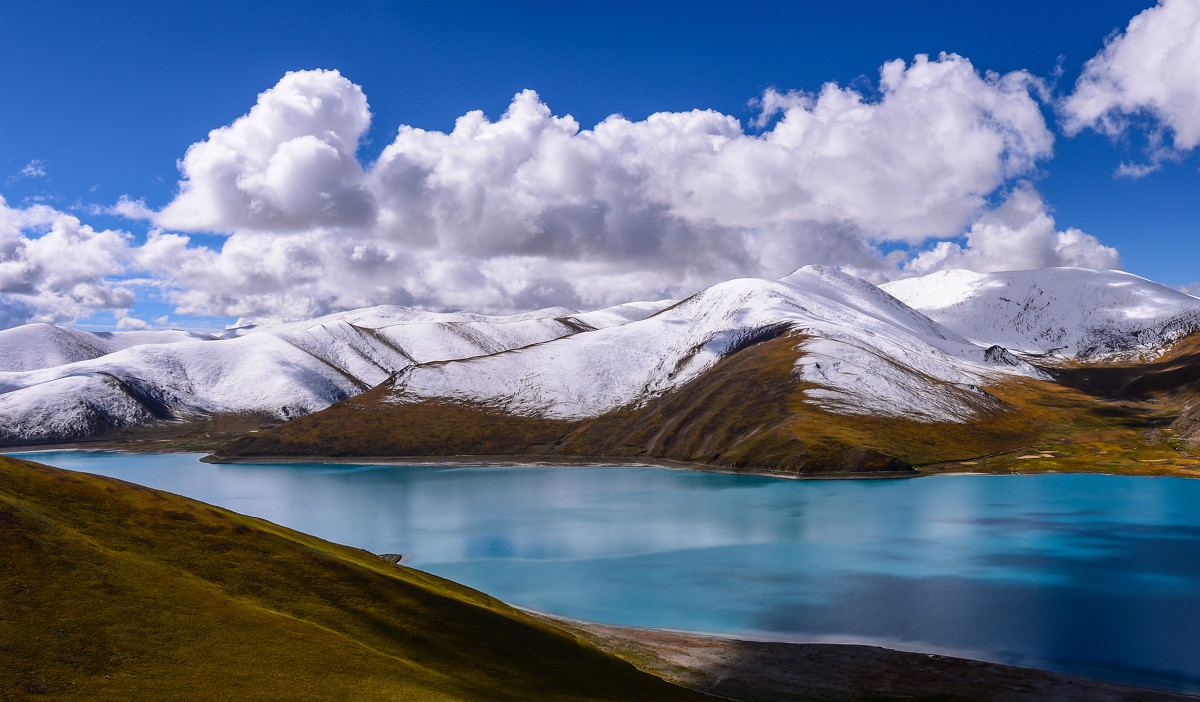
[10,450,1200,693]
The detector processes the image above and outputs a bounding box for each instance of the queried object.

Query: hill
[0,454,710,701]
[882,268,1200,359]
[0,302,668,447]
[217,267,1200,475]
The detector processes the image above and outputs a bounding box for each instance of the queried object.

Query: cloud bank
[2,55,1127,328]
[1062,0,1200,173]
[0,198,134,327]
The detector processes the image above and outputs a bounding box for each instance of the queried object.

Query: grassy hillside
[215,332,1200,477]
[0,455,713,701]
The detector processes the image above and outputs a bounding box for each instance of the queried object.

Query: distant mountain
[8,267,1200,472]
[881,268,1200,359]
[0,324,217,372]
[378,266,1042,424]
[0,303,668,446]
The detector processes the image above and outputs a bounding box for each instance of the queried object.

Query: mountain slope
[0,324,216,372]
[218,267,1057,472]
[0,303,667,446]
[0,454,711,701]
[380,266,1041,424]
[881,268,1200,360]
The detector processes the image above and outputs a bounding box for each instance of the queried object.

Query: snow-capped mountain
[881,268,1200,360]
[383,266,1042,424]
[5,266,1200,454]
[0,303,667,445]
[0,325,218,372]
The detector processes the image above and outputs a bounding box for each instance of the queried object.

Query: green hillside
[0,455,713,701]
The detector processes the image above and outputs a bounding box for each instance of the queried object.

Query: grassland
[0,454,713,701]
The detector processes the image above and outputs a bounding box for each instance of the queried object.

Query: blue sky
[1,0,1197,330]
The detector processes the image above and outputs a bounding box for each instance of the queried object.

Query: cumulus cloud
[0,196,138,326]
[2,55,1124,329]
[904,182,1121,276]
[1062,0,1200,158]
[138,57,1064,321]
[157,69,376,232]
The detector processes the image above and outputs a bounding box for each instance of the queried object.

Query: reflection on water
[11,450,1200,693]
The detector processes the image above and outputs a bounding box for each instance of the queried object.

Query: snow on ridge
[386,271,1044,423]
[0,324,217,372]
[564,299,676,330]
[882,267,1200,359]
[0,299,671,444]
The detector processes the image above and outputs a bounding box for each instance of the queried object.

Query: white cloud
[904,182,1121,276]
[1114,161,1162,179]
[6,160,47,185]
[1062,0,1200,156]
[19,160,46,179]
[108,195,155,220]
[114,309,150,330]
[3,57,1116,329]
[0,196,138,326]
[156,69,375,233]
[1177,282,1200,299]
[139,58,1059,321]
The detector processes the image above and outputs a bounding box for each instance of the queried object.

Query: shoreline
[0,443,915,480]
[527,610,1200,701]
[7,444,1199,698]
[198,452,919,480]
[9,442,1200,481]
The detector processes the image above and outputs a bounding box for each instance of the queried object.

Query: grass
[0,454,714,701]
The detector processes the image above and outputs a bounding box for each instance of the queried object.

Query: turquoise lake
[11,450,1200,693]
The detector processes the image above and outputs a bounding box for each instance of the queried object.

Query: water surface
[11,450,1200,693]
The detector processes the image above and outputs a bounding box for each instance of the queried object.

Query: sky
[1,0,1198,331]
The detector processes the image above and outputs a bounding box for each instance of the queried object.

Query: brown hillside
[216,333,1065,473]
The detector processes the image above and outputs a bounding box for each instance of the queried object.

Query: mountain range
[4,266,1200,474]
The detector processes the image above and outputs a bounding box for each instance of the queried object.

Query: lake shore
[10,446,1200,698]
[530,612,1199,701]
[12,438,1200,480]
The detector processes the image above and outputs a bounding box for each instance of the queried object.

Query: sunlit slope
[216,333,1041,473]
[0,304,669,446]
[882,268,1200,359]
[0,455,712,701]
[217,328,1200,475]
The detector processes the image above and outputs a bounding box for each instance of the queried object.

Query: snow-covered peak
[0,324,217,372]
[564,300,675,330]
[882,268,1200,359]
[779,265,963,346]
[386,272,1042,423]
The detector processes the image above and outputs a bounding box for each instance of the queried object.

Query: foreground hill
[0,454,709,701]
[5,456,1191,701]
[0,302,667,446]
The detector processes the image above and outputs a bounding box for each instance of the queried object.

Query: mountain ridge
[6,266,1200,475]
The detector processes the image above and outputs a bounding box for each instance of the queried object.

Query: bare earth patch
[535,615,1199,702]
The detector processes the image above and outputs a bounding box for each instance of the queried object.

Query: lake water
[10,450,1200,693]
